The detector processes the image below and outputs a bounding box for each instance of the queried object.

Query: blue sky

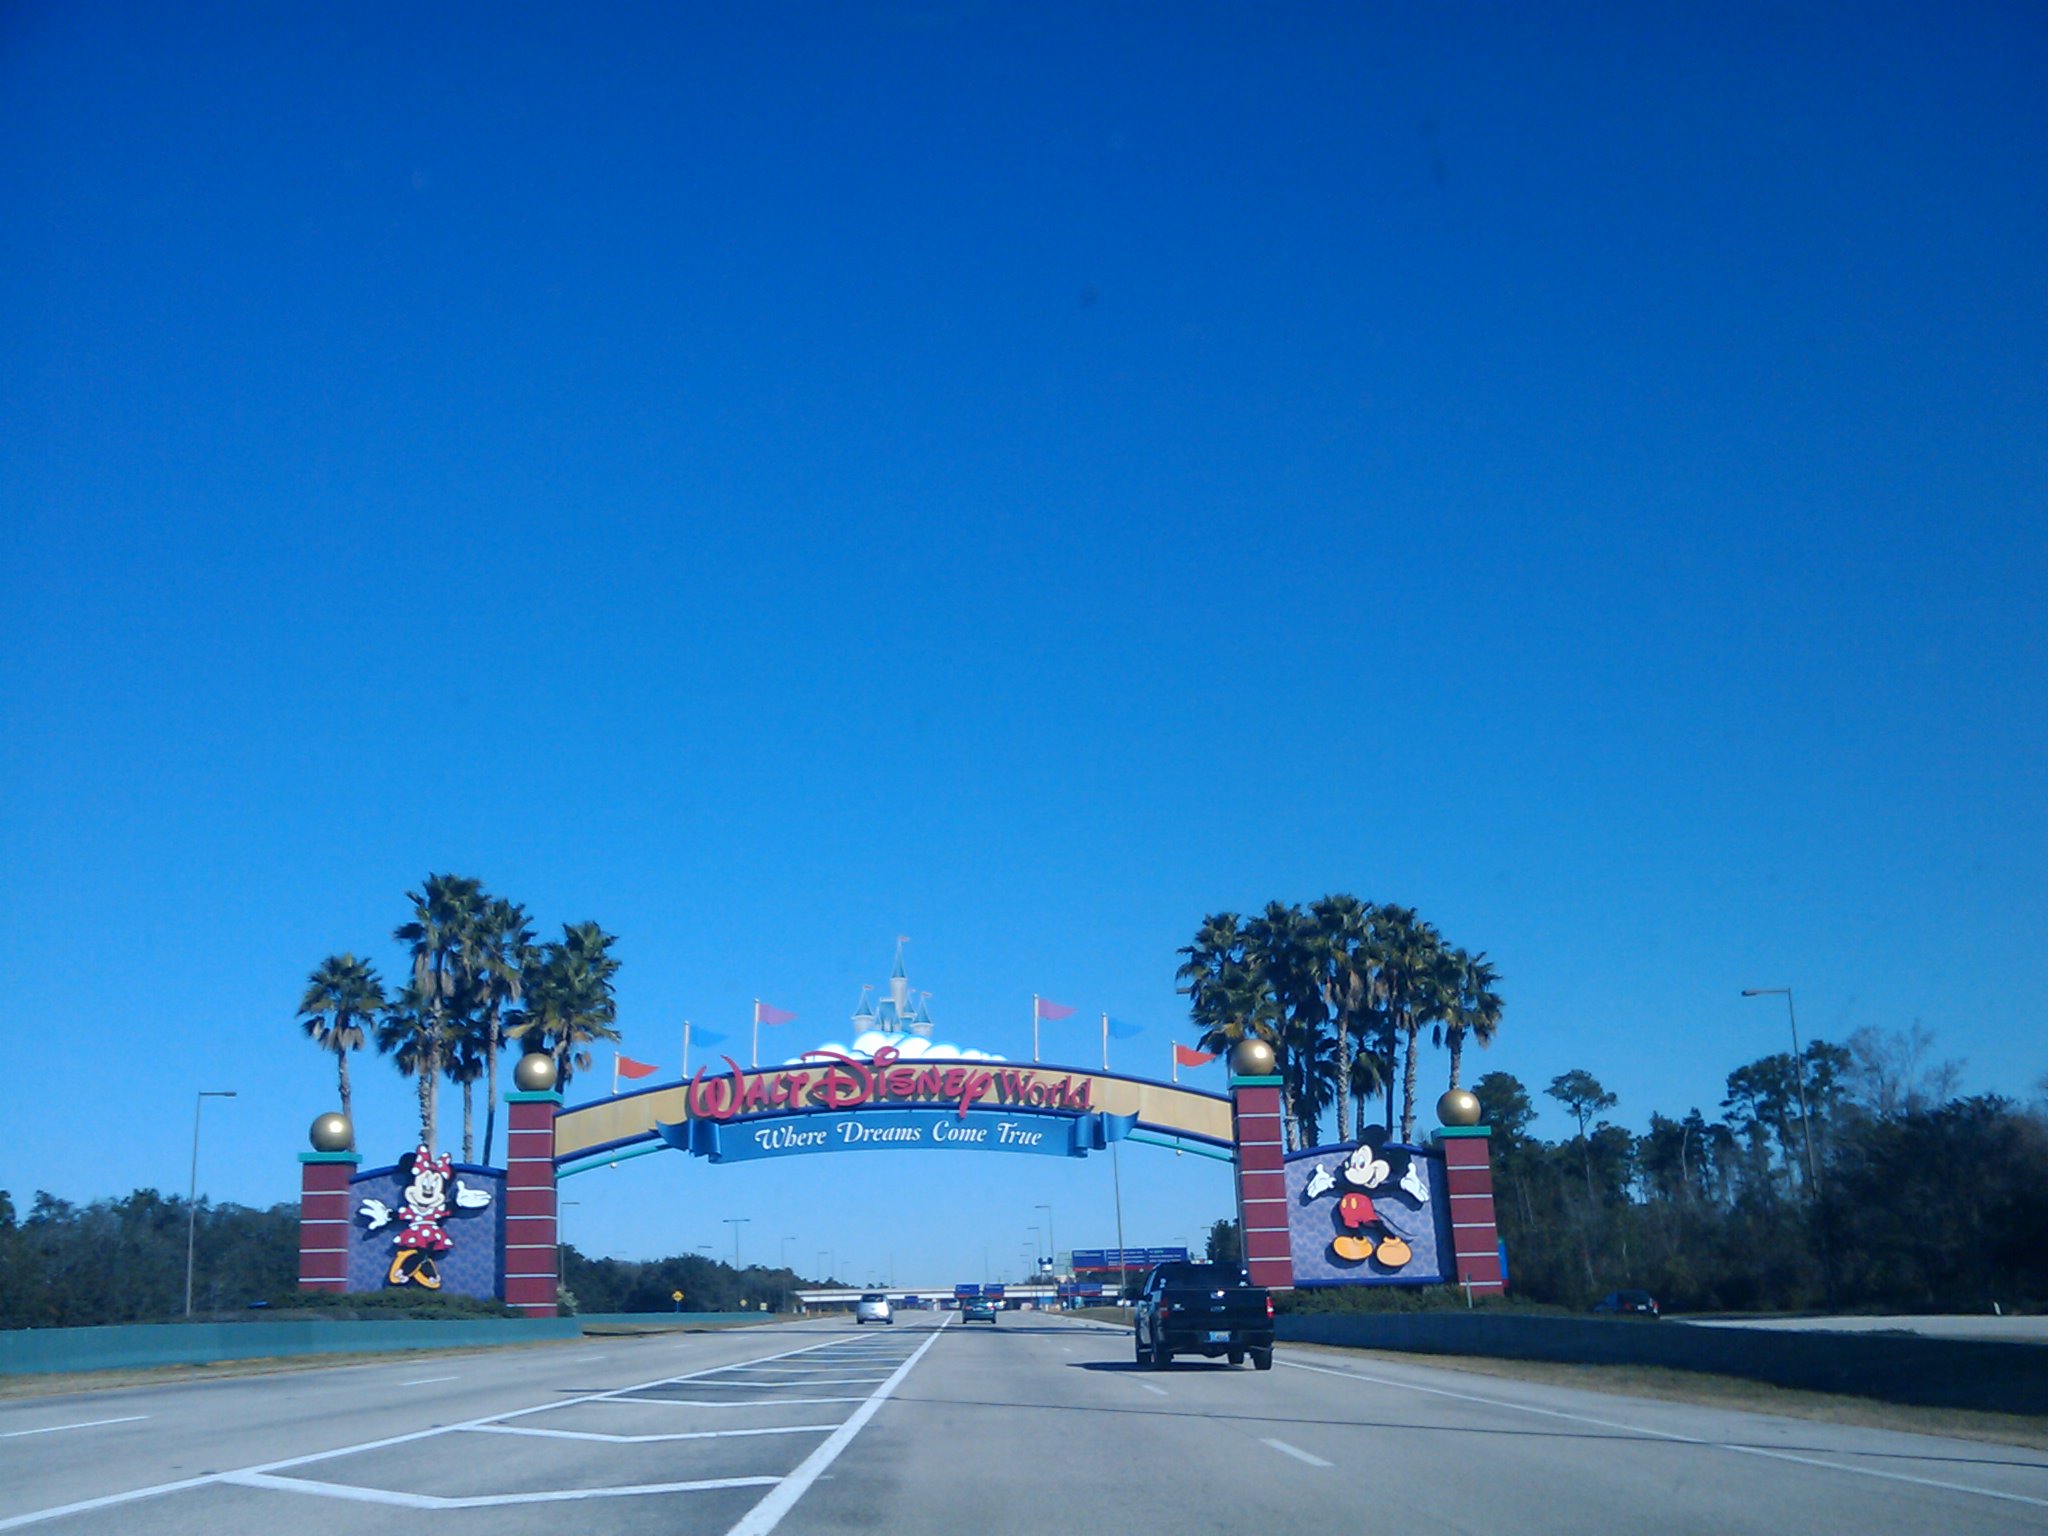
[2,3,2042,1285]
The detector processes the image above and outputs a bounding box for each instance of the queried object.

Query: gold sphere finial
[309,1111,354,1152]
[1438,1088,1482,1128]
[1229,1038,1276,1078]
[513,1052,559,1092]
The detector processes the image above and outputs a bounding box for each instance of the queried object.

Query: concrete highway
[3,1313,2045,1534]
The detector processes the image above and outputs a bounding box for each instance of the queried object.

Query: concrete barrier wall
[1275,1313,2048,1416]
[573,1312,774,1328]
[0,1317,579,1375]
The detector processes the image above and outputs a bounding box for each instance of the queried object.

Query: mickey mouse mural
[357,1146,494,1290]
[1301,1126,1433,1271]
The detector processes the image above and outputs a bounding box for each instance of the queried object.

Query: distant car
[963,1299,998,1324]
[1592,1289,1660,1318]
[854,1292,894,1325]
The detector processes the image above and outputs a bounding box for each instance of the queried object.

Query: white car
[854,1293,893,1325]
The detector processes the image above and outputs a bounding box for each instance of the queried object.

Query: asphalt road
[3,1313,2046,1534]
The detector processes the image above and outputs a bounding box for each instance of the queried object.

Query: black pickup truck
[1132,1262,1276,1370]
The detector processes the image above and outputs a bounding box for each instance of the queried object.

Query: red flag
[1173,1043,1216,1068]
[615,1054,657,1080]
[1035,997,1077,1021]
[755,1001,797,1026]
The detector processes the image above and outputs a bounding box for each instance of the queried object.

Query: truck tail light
[1266,1296,1275,1319]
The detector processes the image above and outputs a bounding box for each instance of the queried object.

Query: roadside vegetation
[1180,898,2048,1315]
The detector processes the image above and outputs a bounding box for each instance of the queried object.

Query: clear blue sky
[3,3,2042,1285]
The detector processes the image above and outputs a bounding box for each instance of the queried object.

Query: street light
[724,1217,751,1268]
[185,1091,236,1317]
[781,1235,794,1270]
[1741,988,1821,1198]
[1036,1202,1056,1278]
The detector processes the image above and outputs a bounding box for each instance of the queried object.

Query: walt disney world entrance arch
[296,1040,1504,1317]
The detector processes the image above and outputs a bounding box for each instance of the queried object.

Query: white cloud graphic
[784,1029,1006,1065]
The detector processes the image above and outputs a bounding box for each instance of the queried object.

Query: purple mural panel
[1284,1138,1454,1287]
[348,1162,505,1300]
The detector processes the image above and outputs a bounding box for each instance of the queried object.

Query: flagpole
[612,1052,619,1096]
[752,1001,759,1070]
[682,1019,692,1080]
[1032,995,1040,1064]
[1171,1041,1178,1085]
[1101,1012,1108,1073]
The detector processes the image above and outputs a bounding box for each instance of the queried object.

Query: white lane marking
[465,1423,837,1444]
[1277,1358,2048,1510]
[722,1318,951,1536]
[610,1396,866,1408]
[686,1377,891,1387]
[1262,1438,1332,1468]
[0,1331,853,1532]
[0,1416,148,1439]
[222,1470,778,1509]
[399,1376,459,1387]
[1133,1381,1168,1396]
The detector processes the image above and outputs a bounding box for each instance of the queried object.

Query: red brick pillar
[1438,1127,1505,1295]
[1232,1070,1294,1290]
[503,1087,561,1316]
[297,1151,359,1292]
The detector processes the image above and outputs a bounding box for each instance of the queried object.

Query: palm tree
[1307,894,1375,1143]
[1369,905,1451,1142]
[297,953,385,1139]
[1436,948,1503,1092]
[376,981,460,1148]
[393,874,483,1150]
[448,1021,486,1163]
[509,921,622,1089]
[1176,912,1289,1129]
[466,896,534,1166]
[1244,902,1328,1148]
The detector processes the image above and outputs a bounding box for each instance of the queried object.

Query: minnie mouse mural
[1301,1126,1432,1270]
[357,1147,494,1289]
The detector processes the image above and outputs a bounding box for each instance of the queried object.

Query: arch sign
[552,1046,1236,1172]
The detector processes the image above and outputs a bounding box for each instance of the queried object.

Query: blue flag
[1106,1017,1145,1040]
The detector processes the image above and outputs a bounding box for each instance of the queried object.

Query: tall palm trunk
[1447,1032,1465,1091]
[1399,1020,1421,1142]
[461,1080,475,1162]
[1334,1017,1353,1143]
[481,1003,502,1167]
[338,1052,354,1129]
[416,1063,434,1150]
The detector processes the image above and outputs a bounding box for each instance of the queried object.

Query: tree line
[1177,896,1502,1148]
[0,1188,825,1327]
[1472,1023,2048,1312]
[297,873,623,1162]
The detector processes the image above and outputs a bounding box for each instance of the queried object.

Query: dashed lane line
[1261,1438,1332,1468]
[1277,1357,2048,1511]
[399,1375,459,1386]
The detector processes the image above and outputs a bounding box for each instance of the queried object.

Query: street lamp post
[185,1090,237,1317]
[1741,988,1821,1197]
[724,1217,751,1268]
[1036,1202,1056,1280]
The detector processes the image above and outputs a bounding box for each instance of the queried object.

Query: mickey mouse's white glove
[358,1198,393,1230]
